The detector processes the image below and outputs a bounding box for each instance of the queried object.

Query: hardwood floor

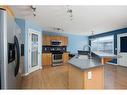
[104,64,127,89]
[22,64,69,89]
[21,63,127,89]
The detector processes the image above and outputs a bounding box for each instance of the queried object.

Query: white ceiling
[12,6,127,36]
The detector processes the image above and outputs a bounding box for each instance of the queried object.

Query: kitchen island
[93,51,117,64]
[68,55,104,89]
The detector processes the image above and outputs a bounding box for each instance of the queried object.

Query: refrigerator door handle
[14,36,20,76]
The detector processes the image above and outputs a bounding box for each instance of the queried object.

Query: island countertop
[93,51,117,58]
[68,55,104,70]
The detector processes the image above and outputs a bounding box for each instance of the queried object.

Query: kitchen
[42,35,69,66]
[0,5,127,90]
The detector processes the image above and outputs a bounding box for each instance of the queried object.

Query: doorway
[117,33,127,67]
[28,29,42,73]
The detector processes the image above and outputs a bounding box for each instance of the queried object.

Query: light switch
[88,71,92,80]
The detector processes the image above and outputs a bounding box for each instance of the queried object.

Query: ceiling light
[66,6,74,21]
[53,27,64,32]
[89,30,96,41]
[31,5,36,17]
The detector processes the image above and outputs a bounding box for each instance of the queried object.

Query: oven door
[52,54,63,63]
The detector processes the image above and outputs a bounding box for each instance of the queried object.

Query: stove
[42,46,67,66]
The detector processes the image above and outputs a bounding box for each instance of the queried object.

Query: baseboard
[22,73,29,77]
[39,66,42,69]
[117,65,127,68]
[22,66,42,77]
[107,62,118,65]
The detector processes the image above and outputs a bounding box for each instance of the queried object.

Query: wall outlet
[88,71,92,80]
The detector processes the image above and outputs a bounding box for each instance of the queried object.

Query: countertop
[93,51,117,58]
[68,55,103,71]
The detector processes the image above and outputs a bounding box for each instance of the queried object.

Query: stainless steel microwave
[51,40,62,46]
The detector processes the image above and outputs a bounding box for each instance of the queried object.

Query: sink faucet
[83,45,92,59]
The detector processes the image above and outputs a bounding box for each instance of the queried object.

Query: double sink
[77,50,93,59]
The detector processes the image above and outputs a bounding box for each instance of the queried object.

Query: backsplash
[42,46,67,53]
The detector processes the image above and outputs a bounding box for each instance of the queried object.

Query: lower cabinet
[63,53,69,63]
[42,53,52,66]
[68,65,104,89]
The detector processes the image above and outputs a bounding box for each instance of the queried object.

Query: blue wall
[16,18,43,74]
[43,31,88,54]
[15,18,25,40]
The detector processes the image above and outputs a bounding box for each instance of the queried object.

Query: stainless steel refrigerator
[0,8,24,89]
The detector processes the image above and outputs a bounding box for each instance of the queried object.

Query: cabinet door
[42,53,52,66]
[46,36,51,45]
[42,53,46,65]
[43,35,68,46]
[62,37,65,46]
[47,53,52,65]
[43,35,46,45]
[43,35,51,45]
[60,36,64,46]
[63,53,69,63]
[64,37,68,46]
[56,36,60,41]
[50,36,55,41]
[66,37,68,46]
[60,36,68,46]
[84,67,104,89]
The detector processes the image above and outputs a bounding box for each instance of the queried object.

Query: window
[120,36,127,52]
[91,35,114,54]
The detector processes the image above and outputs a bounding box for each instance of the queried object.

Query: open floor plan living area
[1,5,127,89]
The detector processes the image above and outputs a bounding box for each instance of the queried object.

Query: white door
[117,33,127,67]
[28,29,42,73]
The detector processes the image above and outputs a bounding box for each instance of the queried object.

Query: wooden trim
[0,5,15,17]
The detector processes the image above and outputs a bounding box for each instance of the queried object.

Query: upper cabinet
[64,36,68,46]
[42,35,68,46]
[43,35,51,45]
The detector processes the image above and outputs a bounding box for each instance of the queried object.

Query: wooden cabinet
[43,35,51,45]
[63,53,69,63]
[42,53,52,66]
[42,35,68,46]
[64,37,68,46]
[84,67,104,89]
[68,64,84,89]
[60,36,68,46]
[56,36,60,41]
[68,65,104,89]
[60,36,64,46]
